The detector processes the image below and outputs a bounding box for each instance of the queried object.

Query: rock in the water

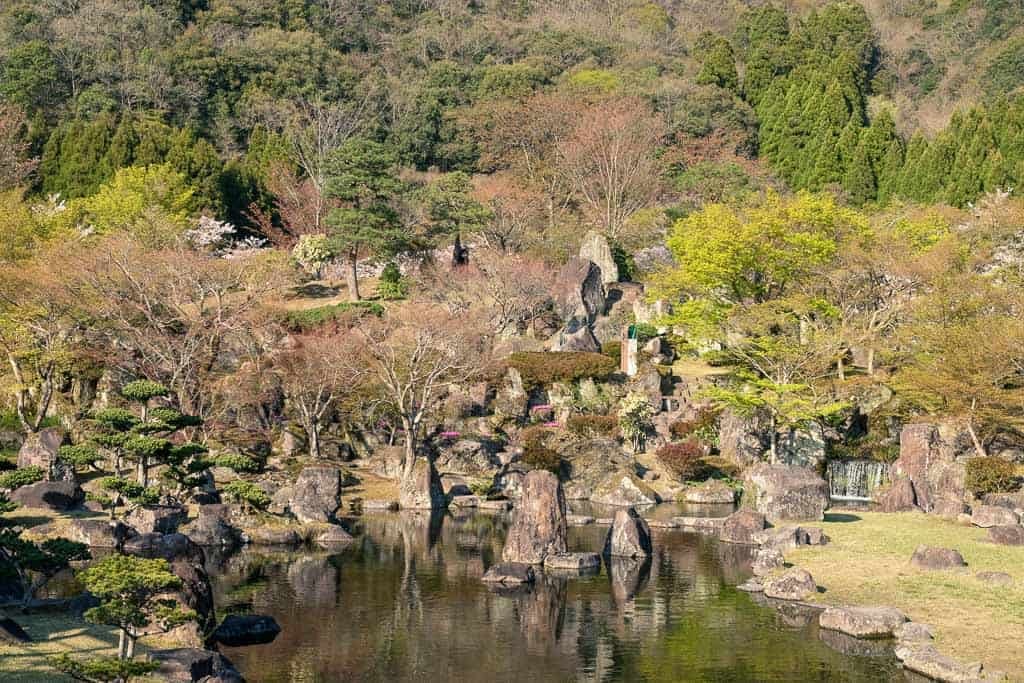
[752,548,784,577]
[544,552,601,573]
[125,504,187,534]
[674,516,726,533]
[0,617,30,644]
[399,458,447,511]
[181,507,242,548]
[147,648,244,683]
[362,499,399,511]
[449,495,481,508]
[603,506,653,559]
[891,422,968,513]
[482,562,535,585]
[763,567,817,601]
[315,524,354,547]
[877,477,919,512]
[65,518,135,548]
[289,465,342,523]
[742,463,829,522]
[975,571,1013,586]
[478,499,511,511]
[910,545,967,570]
[9,481,83,511]
[970,505,1020,528]
[591,473,660,507]
[988,525,1024,546]
[503,470,567,564]
[684,479,736,504]
[246,525,302,546]
[819,606,907,639]
[567,514,595,526]
[578,230,619,285]
[718,510,767,545]
[212,614,281,647]
[17,427,74,481]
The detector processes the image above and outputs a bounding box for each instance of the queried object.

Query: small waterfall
[827,459,890,501]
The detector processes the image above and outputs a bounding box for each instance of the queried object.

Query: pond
[208,507,900,682]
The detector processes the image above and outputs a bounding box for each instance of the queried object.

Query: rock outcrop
[603,507,653,559]
[718,509,767,544]
[877,477,918,512]
[684,479,736,504]
[502,470,567,564]
[17,427,74,482]
[125,505,187,534]
[819,606,907,639]
[742,463,829,522]
[288,465,343,523]
[891,422,969,513]
[578,230,619,285]
[10,481,83,511]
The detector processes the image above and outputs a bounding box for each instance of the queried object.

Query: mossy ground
[788,511,1024,678]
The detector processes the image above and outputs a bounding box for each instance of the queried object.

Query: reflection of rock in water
[716,541,758,584]
[607,555,652,608]
[818,628,894,658]
[766,597,821,630]
[515,574,568,653]
[288,554,338,607]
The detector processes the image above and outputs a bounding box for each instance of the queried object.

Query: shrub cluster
[656,440,712,482]
[0,466,44,491]
[281,301,384,333]
[601,341,622,363]
[506,352,617,389]
[518,425,562,474]
[668,406,720,445]
[965,456,1019,496]
[566,414,619,439]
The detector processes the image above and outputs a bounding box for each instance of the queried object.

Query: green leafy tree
[325,138,407,301]
[618,391,656,453]
[222,480,271,514]
[49,654,158,683]
[421,171,493,265]
[696,37,739,93]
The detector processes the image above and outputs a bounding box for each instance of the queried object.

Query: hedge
[506,352,617,389]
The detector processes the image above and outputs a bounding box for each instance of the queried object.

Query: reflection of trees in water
[215,513,896,682]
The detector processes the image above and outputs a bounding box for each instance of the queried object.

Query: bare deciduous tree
[0,105,38,191]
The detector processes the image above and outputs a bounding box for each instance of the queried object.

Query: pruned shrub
[0,466,44,491]
[281,301,384,333]
[657,440,712,482]
[669,406,719,445]
[222,480,271,513]
[566,414,619,439]
[518,425,562,474]
[965,456,1019,496]
[506,352,617,389]
[212,453,261,474]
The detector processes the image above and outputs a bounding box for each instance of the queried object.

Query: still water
[209,508,899,682]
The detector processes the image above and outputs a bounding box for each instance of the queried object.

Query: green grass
[280,301,384,332]
[788,511,1024,678]
[0,612,119,682]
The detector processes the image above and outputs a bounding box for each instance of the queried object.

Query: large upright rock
[892,422,968,513]
[578,231,619,285]
[603,506,653,559]
[502,470,567,564]
[553,257,605,325]
[742,463,830,522]
[718,409,769,467]
[17,427,74,482]
[289,465,342,523]
[398,458,447,510]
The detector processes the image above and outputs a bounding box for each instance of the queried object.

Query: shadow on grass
[823,513,862,523]
[288,283,341,299]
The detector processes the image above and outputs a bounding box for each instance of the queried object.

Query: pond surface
[208,506,900,682]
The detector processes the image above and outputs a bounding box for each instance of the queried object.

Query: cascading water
[827,459,890,501]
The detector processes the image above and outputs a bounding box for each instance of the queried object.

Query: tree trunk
[837,354,846,382]
[125,630,136,660]
[346,250,361,302]
[137,457,148,488]
[117,629,127,660]
[402,418,416,479]
[966,419,987,458]
[866,347,875,376]
[769,415,778,462]
[308,424,321,459]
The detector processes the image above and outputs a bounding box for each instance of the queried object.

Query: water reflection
[211,508,899,682]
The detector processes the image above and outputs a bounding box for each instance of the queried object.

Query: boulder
[895,644,996,683]
[763,567,817,601]
[776,423,827,469]
[970,505,1019,528]
[449,495,481,508]
[361,499,399,511]
[895,622,935,643]
[398,458,447,510]
[124,534,215,648]
[751,548,784,577]
[578,230,618,285]
[543,552,601,573]
[502,470,567,564]
[567,514,595,526]
[147,648,244,683]
[717,409,769,467]
[742,463,829,522]
[9,481,83,511]
[551,323,600,352]
[561,437,633,500]
[988,525,1024,546]
[684,480,736,504]
[315,524,354,547]
[212,614,281,647]
[976,571,1013,587]
[590,473,660,507]
[718,509,767,545]
[181,508,243,548]
[753,526,804,552]
[125,505,187,534]
[932,496,968,519]
[65,518,135,548]
[553,257,605,326]
[674,516,726,533]
[603,506,653,559]
[983,491,1024,510]
[493,368,528,422]
[482,562,535,585]
[877,477,919,512]
[16,427,74,481]
[910,545,967,570]
[891,422,969,513]
[246,526,302,546]
[819,606,907,638]
[478,499,511,511]
[434,439,502,477]
[289,466,342,523]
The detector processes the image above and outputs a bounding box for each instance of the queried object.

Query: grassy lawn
[788,511,1024,678]
[0,612,120,682]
